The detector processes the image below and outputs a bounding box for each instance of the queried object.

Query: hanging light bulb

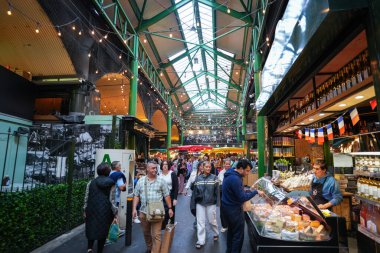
[91,29,95,35]
[57,28,61,37]
[227,8,231,14]
[35,22,40,33]
[88,52,91,58]
[7,2,12,15]
[104,34,108,39]
[78,30,82,35]
[99,38,103,43]
[119,54,122,59]
[72,25,76,30]
[143,39,147,43]
[169,33,173,38]
[95,69,99,74]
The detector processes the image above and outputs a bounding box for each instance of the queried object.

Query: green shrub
[0,180,89,253]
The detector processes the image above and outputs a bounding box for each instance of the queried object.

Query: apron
[311,177,329,205]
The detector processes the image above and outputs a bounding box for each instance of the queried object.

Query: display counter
[244,178,348,253]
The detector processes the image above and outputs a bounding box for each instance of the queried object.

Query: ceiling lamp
[7,2,12,15]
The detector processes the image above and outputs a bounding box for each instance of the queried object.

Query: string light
[57,28,61,37]
[99,38,103,43]
[143,39,147,43]
[72,25,76,30]
[95,69,99,74]
[169,33,173,38]
[7,2,12,15]
[78,30,82,35]
[227,8,231,14]
[119,54,122,59]
[91,29,95,35]
[104,34,108,39]
[35,22,40,33]
[88,52,91,57]
[266,36,269,42]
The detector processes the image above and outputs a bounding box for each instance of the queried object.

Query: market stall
[245,178,348,253]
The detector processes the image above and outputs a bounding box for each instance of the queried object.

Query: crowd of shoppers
[84,154,257,253]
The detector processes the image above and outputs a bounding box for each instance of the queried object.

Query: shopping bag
[108,219,119,243]
[160,221,177,253]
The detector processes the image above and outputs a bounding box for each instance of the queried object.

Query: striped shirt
[134,176,170,213]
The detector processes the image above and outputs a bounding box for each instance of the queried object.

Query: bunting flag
[327,124,333,140]
[305,128,309,140]
[309,129,315,143]
[370,99,377,110]
[318,128,324,144]
[338,116,345,135]
[297,129,303,139]
[350,108,360,126]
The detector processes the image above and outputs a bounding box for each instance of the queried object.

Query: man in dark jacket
[222,159,261,253]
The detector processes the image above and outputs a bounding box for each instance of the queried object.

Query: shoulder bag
[144,178,165,222]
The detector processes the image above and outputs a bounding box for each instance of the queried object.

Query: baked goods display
[280,174,313,191]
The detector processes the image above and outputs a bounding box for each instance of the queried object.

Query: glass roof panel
[171,1,236,112]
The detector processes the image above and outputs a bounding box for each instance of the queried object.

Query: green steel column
[254,50,265,178]
[129,35,139,117]
[167,104,172,159]
[180,130,184,145]
[237,127,241,143]
[242,108,247,156]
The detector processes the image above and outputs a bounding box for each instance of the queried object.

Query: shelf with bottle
[276,49,373,133]
[273,147,295,157]
[354,155,380,177]
[356,176,380,203]
[272,136,295,146]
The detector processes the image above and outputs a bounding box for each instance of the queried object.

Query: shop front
[251,0,380,252]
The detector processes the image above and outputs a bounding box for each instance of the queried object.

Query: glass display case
[244,178,348,253]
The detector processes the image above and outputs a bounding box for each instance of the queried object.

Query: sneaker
[119,229,125,237]
[221,227,228,232]
[134,217,141,224]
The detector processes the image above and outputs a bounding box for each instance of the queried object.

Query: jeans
[222,205,245,253]
[196,204,219,245]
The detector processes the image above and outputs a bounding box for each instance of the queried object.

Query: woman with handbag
[83,162,117,253]
[132,161,173,253]
[159,160,179,230]
[192,161,219,249]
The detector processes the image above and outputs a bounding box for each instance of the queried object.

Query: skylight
[170,0,235,112]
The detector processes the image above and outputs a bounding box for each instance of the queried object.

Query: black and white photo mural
[25,123,115,185]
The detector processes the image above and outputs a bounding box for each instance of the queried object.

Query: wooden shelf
[358,225,380,244]
[355,194,380,208]
[273,145,295,147]
[276,76,374,133]
[273,156,295,158]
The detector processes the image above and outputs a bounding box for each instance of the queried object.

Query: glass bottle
[356,58,364,83]
[340,70,347,93]
[345,66,352,89]
[357,177,363,196]
[360,202,367,228]
[351,62,358,86]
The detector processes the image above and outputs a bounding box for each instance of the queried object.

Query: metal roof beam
[137,0,192,32]
[197,0,252,23]
[171,71,240,92]
[160,46,200,69]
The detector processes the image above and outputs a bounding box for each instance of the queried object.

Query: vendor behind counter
[311,161,343,210]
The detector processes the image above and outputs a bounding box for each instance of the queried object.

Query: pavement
[31,194,253,253]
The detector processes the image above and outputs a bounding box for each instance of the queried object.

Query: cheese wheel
[310,220,320,228]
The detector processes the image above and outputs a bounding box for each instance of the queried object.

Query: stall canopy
[168,145,213,152]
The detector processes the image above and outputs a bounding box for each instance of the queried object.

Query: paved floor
[43,194,358,253]
[50,194,252,253]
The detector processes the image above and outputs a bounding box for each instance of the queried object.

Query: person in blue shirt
[310,161,343,210]
[222,159,262,253]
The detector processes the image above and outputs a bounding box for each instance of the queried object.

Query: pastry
[310,220,320,228]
